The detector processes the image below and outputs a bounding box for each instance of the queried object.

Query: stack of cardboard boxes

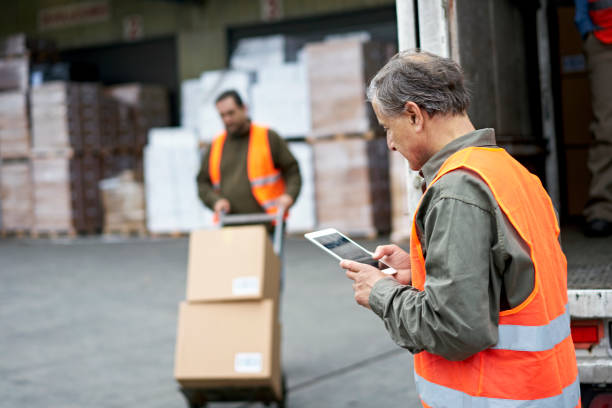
[30,82,99,234]
[174,225,283,402]
[305,38,395,237]
[0,35,34,234]
[26,82,167,235]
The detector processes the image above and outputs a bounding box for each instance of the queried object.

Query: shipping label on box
[234,353,263,373]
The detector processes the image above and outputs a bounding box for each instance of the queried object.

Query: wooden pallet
[30,148,74,159]
[29,229,77,239]
[0,229,30,238]
[75,227,102,236]
[149,231,189,239]
[0,151,31,161]
[103,226,148,237]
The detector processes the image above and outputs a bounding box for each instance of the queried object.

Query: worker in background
[197,90,302,229]
[575,0,612,237]
[341,51,580,407]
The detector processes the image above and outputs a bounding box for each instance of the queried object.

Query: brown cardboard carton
[174,300,282,400]
[312,137,390,237]
[0,160,33,230]
[186,225,280,302]
[305,39,393,138]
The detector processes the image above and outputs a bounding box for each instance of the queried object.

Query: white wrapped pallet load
[230,35,285,71]
[180,79,204,138]
[144,128,213,233]
[286,141,316,233]
[196,70,252,142]
[251,62,311,139]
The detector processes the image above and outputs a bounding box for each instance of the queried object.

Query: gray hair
[367,50,470,117]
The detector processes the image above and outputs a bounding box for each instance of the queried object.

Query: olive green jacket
[197,123,302,215]
[370,129,538,361]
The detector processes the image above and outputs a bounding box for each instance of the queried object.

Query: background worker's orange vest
[410,147,580,408]
[589,0,612,43]
[209,124,286,219]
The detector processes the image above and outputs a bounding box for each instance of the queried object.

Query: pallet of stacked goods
[99,169,146,237]
[0,33,34,236]
[29,149,82,238]
[144,127,212,236]
[105,84,169,148]
[0,92,32,236]
[29,81,104,237]
[311,136,390,238]
[99,84,169,236]
[305,37,395,237]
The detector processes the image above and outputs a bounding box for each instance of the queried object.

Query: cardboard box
[0,160,33,230]
[186,225,280,302]
[312,137,390,236]
[31,151,81,232]
[0,56,29,92]
[99,170,146,232]
[31,82,82,150]
[0,91,31,158]
[305,39,393,138]
[174,300,282,400]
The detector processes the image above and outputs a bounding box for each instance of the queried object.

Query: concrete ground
[2,224,610,408]
[1,233,419,408]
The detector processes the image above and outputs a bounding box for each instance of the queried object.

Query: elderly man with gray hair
[341,50,580,407]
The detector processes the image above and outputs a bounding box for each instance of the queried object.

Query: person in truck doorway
[341,50,581,408]
[196,90,301,230]
[575,0,612,237]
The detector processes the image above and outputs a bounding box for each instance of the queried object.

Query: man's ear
[403,101,424,130]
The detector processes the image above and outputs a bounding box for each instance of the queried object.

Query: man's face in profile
[216,97,249,136]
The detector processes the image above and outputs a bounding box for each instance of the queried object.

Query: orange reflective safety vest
[410,147,581,408]
[589,0,612,43]
[209,124,287,220]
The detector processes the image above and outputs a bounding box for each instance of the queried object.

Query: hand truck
[179,209,288,408]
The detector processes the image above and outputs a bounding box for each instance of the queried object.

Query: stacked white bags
[144,128,213,233]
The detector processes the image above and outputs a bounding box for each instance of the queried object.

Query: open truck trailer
[395,0,612,405]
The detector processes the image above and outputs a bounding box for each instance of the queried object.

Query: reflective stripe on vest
[208,124,286,218]
[416,374,580,408]
[250,172,282,187]
[492,305,570,352]
[589,0,612,43]
[410,147,580,407]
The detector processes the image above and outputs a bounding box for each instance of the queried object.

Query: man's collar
[420,128,497,187]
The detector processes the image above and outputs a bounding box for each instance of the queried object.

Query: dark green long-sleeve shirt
[369,129,538,361]
[197,123,302,215]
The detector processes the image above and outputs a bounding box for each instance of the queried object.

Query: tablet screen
[312,232,380,268]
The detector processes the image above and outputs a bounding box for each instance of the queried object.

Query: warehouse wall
[0,0,394,82]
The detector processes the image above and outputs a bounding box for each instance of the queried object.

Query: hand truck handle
[218,206,286,256]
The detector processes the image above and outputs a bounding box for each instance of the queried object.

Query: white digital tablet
[304,228,396,275]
